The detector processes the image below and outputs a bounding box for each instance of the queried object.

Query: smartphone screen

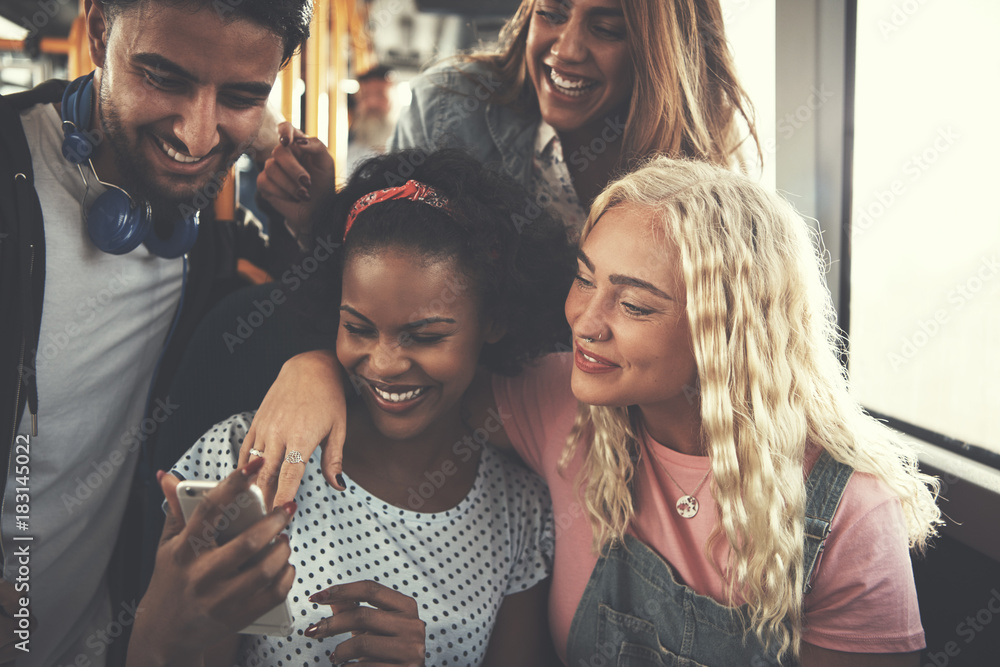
[177,480,267,545]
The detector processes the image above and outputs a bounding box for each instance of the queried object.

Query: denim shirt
[388,61,540,190]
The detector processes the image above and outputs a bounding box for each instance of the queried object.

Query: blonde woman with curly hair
[537,156,941,665]
[245,157,940,665]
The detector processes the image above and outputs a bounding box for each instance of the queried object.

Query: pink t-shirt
[493,353,924,662]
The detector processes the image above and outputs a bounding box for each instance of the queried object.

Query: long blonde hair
[464,0,761,170]
[561,156,941,660]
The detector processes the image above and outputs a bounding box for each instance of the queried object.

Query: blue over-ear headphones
[61,72,199,259]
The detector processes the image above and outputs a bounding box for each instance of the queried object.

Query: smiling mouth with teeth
[547,67,598,97]
[157,138,203,164]
[371,385,429,403]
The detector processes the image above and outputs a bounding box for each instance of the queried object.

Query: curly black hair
[305,148,575,376]
[97,0,312,66]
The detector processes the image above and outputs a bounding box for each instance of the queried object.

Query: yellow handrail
[330,0,349,180]
[68,4,94,78]
[280,51,302,128]
[0,38,69,54]
[349,1,374,76]
[305,0,327,140]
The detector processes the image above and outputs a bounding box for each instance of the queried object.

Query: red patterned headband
[343,179,452,241]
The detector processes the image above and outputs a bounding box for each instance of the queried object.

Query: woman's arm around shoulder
[240,349,348,508]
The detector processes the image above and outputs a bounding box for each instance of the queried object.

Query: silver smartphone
[175,479,294,636]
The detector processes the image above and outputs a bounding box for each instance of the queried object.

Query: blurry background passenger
[346,65,396,175]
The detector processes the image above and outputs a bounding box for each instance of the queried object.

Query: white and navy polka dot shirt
[170,412,555,666]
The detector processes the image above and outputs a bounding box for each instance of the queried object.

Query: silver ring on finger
[285,450,304,464]
[249,448,265,458]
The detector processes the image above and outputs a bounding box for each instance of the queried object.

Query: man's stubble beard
[97,73,239,223]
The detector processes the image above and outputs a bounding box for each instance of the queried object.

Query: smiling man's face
[87,1,284,217]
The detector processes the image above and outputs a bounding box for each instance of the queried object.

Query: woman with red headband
[246,0,763,503]
[131,149,575,666]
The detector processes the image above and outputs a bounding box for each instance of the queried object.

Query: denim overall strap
[802,451,854,593]
[565,450,855,667]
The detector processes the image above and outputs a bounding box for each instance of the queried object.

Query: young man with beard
[0,1,314,664]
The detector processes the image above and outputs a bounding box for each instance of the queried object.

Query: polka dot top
[170,412,555,666]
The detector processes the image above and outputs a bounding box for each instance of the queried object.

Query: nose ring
[580,333,604,343]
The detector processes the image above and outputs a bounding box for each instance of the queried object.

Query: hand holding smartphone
[176,479,294,636]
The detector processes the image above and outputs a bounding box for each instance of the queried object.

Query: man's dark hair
[98,0,312,66]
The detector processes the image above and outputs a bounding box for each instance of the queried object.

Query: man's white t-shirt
[5,102,183,666]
